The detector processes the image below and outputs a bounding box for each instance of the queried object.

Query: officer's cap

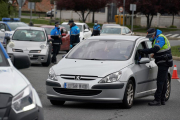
[146,28,156,38]
[55,22,60,25]
[68,20,74,25]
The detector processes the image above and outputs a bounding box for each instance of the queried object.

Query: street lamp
[123,0,125,26]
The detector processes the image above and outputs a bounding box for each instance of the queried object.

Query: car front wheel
[122,80,134,109]
[50,100,65,106]
[165,76,171,101]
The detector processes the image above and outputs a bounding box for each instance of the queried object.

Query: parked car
[6,27,52,66]
[46,9,54,17]
[0,42,44,120]
[102,24,120,29]
[62,22,92,41]
[41,25,70,53]
[101,26,134,36]
[0,18,28,47]
[46,35,171,109]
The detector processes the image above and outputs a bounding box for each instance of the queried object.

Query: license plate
[64,83,89,89]
[29,54,33,58]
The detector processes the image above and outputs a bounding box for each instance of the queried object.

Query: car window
[125,27,131,34]
[5,24,10,31]
[0,46,9,66]
[83,25,86,30]
[76,25,82,32]
[61,24,70,31]
[43,27,53,35]
[7,22,28,31]
[85,24,89,30]
[101,28,121,34]
[66,40,134,61]
[122,28,126,34]
[135,41,149,63]
[0,24,6,30]
[146,41,152,48]
[12,29,46,42]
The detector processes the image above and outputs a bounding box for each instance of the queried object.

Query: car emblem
[75,76,81,80]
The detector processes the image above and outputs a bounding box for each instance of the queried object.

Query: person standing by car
[91,20,101,36]
[138,28,173,106]
[68,20,80,49]
[50,22,62,64]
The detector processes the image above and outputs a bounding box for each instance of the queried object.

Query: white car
[46,35,171,108]
[101,26,134,36]
[6,27,52,66]
[61,22,92,41]
[0,43,44,119]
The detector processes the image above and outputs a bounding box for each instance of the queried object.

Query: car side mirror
[84,29,89,32]
[1,29,5,32]
[138,58,150,64]
[62,33,66,36]
[8,53,31,69]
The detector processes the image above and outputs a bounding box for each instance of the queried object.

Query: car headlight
[40,44,46,49]
[99,71,122,83]
[8,42,15,48]
[12,85,36,113]
[48,68,57,81]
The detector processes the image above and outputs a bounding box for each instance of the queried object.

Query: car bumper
[46,80,126,103]
[29,55,48,64]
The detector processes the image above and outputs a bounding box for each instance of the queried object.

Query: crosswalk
[165,34,180,38]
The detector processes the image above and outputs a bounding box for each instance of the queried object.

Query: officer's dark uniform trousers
[52,44,60,63]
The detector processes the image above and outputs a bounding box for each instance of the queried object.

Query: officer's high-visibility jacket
[50,26,62,45]
[92,24,101,36]
[70,24,80,45]
[140,29,173,67]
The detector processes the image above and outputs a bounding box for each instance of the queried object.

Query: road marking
[177,36,180,38]
[178,79,180,83]
[165,34,172,37]
[170,34,179,38]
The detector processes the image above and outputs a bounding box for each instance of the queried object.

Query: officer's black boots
[148,100,161,106]
[161,101,165,105]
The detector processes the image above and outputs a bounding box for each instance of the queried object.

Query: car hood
[100,34,121,36]
[0,67,29,96]
[53,59,131,77]
[11,40,45,50]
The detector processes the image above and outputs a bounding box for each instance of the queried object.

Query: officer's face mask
[94,23,97,25]
[149,37,154,41]
[58,25,61,28]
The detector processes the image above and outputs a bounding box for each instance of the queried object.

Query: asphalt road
[169,40,180,46]
[19,48,180,120]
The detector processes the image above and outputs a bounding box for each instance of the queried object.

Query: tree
[0,1,8,20]
[161,0,180,26]
[116,0,165,29]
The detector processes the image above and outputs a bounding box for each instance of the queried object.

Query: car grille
[30,55,39,60]
[53,88,102,96]
[13,49,23,52]
[60,74,98,80]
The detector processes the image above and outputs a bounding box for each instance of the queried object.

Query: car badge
[75,76,81,80]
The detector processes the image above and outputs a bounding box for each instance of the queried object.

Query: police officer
[138,28,173,106]
[68,20,80,49]
[50,22,62,64]
[91,20,101,36]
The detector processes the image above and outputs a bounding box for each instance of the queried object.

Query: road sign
[28,2,35,9]
[119,7,123,13]
[17,0,26,7]
[130,4,136,11]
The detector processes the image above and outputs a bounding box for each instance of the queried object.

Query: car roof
[88,35,144,41]
[103,26,126,28]
[15,27,44,31]
[62,22,84,25]
[41,25,65,29]
[103,24,120,26]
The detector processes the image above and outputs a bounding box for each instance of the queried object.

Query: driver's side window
[135,41,149,64]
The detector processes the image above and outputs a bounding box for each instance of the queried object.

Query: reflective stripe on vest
[152,34,171,53]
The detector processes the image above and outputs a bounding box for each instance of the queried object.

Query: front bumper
[46,79,126,103]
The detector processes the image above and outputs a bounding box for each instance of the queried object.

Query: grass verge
[21,18,51,25]
[134,27,179,33]
[171,45,180,57]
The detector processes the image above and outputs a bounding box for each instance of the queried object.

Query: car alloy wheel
[123,80,134,109]
[165,77,171,101]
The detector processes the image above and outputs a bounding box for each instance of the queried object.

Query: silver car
[7,27,52,66]
[46,36,171,108]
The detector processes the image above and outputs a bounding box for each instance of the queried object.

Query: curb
[173,56,180,61]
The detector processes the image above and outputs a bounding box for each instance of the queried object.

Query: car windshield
[66,40,134,61]
[12,29,46,42]
[7,22,28,31]
[0,45,9,66]
[43,27,53,35]
[101,28,121,34]
[62,24,82,32]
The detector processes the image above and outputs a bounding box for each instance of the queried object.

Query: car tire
[50,100,65,106]
[42,52,51,67]
[165,76,171,101]
[122,80,134,109]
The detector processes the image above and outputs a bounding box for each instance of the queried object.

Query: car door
[132,41,154,94]
[0,23,6,43]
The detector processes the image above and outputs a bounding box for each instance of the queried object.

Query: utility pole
[123,0,125,26]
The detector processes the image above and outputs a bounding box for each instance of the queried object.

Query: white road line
[178,79,180,83]
[177,36,180,38]
[165,34,172,37]
[170,34,179,38]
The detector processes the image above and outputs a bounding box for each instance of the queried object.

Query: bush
[169,25,177,28]
[0,1,8,20]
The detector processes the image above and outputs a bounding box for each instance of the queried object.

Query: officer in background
[50,22,62,64]
[68,20,80,49]
[91,20,101,36]
[138,28,173,106]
